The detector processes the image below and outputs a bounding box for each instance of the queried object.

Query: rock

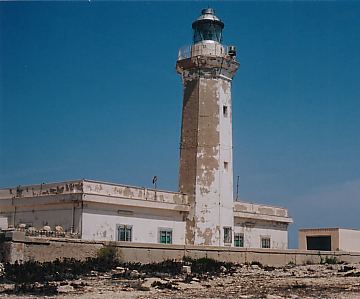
[181,265,192,274]
[177,281,204,290]
[339,265,355,272]
[141,277,166,289]
[264,266,275,271]
[111,266,126,278]
[151,280,178,290]
[306,266,318,272]
[128,270,140,279]
[0,263,4,279]
[344,270,360,277]
[70,280,85,289]
[90,270,98,276]
[116,266,126,271]
[55,225,64,232]
[57,284,75,293]
[42,225,51,232]
[220,265,227,272]
[266,295,284,299]
[0,284,15,293]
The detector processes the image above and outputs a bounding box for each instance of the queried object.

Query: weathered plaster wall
[234,219,288,249]
[81,202,186,244]
[234,202,291,220]
[0,181,83,200]
[0,180,189,237]
[338,229,360,252]
[177,41,239,246]
[190,41,225,57]
[24,239,102,264]
[83,180,188,206]
[217,77,234,243]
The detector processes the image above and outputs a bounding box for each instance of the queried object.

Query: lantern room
[192,8,224,44]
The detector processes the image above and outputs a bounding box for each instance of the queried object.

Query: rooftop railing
[178,44,231,60]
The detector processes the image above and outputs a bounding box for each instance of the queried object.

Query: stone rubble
[0,262,360,298]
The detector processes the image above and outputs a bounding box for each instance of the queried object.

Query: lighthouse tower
[177,8,239,246]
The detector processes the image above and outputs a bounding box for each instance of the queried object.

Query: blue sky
[1,2,359,248]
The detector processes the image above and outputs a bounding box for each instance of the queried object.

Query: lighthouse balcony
[178,42,231,60]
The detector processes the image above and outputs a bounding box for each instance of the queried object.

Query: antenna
[152,176,157,189]
[236,175,240,201]
[152,176,158,200]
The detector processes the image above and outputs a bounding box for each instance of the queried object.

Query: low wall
[1,233,360,266]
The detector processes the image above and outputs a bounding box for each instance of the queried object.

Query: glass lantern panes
[193,21,223,44]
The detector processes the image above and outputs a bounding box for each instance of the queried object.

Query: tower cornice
[176,56,239,80]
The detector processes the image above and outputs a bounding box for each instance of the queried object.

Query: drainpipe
[13,206,16,228]
[11,197,16,228]
[72,203,76,233]
[80,200,84,238]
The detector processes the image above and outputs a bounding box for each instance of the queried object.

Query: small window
[234,233,244,247]
[306,236,331,251]
[261,237,271,248]
[159,228,172,244]
[223,106,228,117]
[224,161,228,170]
[223,227,232,244]
[117,225,132,242]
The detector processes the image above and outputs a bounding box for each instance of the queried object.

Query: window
[117,225,132,242]
[159,228,172,244]
[224,161,228,170]
[223,227,232,244]
[234,233,244,247]
[223,106,228,117]
[261,237,271,249]
[306,236,331,251]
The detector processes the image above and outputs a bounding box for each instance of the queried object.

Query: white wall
[0,217,8,229]
[234,219,288,249]
[339,229,360,252]
[217,78,235,245]
[81,202,186,244]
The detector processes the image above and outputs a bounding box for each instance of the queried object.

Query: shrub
[321,256,339,265]
[185,257,234,274]
[96,245,118,271]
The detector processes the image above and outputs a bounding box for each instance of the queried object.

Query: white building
[0,8,292,249]
[299,228,360,252]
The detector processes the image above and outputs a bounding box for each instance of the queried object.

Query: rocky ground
[1,259,360,298]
